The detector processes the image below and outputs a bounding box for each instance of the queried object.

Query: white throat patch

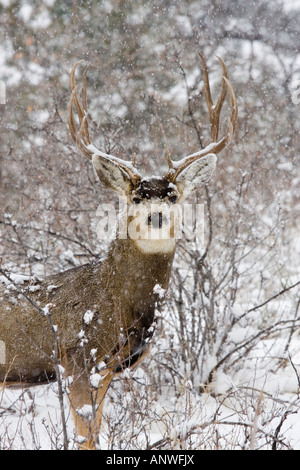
[134,237,176,255]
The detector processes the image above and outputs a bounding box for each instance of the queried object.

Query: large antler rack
[165,54,238,182]
[68,60,142,187]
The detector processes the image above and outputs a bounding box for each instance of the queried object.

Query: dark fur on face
[133,178,178,201]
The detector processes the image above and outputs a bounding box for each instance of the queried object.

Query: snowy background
[0,0,300,450]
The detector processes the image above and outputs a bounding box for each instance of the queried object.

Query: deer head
[68,55,238,253]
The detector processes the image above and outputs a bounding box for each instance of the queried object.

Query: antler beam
[68,61,142,186]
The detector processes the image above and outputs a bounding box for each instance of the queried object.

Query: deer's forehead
[134,178,177,199]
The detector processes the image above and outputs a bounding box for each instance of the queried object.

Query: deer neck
[103,235,175,301]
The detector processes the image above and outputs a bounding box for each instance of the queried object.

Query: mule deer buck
[0,55,237,449]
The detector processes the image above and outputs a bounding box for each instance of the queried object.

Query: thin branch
[235,280,300,325]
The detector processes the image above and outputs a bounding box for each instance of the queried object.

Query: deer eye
[169,195,177,204]
[133,197,142,204]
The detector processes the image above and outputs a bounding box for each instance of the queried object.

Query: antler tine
[68,60,93,160]
[201,54,228,142]
[79,63,91,148]
[164,144,173,170]
[165,54,238,182]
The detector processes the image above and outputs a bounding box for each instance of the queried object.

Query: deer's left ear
[175,154,217,201]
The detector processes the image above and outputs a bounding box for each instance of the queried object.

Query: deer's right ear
[92,155,133,194]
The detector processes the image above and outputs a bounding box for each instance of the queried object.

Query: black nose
[148,212,165,228]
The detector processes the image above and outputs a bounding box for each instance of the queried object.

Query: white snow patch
[84,310,94,325]
[90,373,102,388]
[153,284,166,299]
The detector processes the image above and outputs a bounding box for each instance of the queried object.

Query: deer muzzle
[148,211,168,229]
